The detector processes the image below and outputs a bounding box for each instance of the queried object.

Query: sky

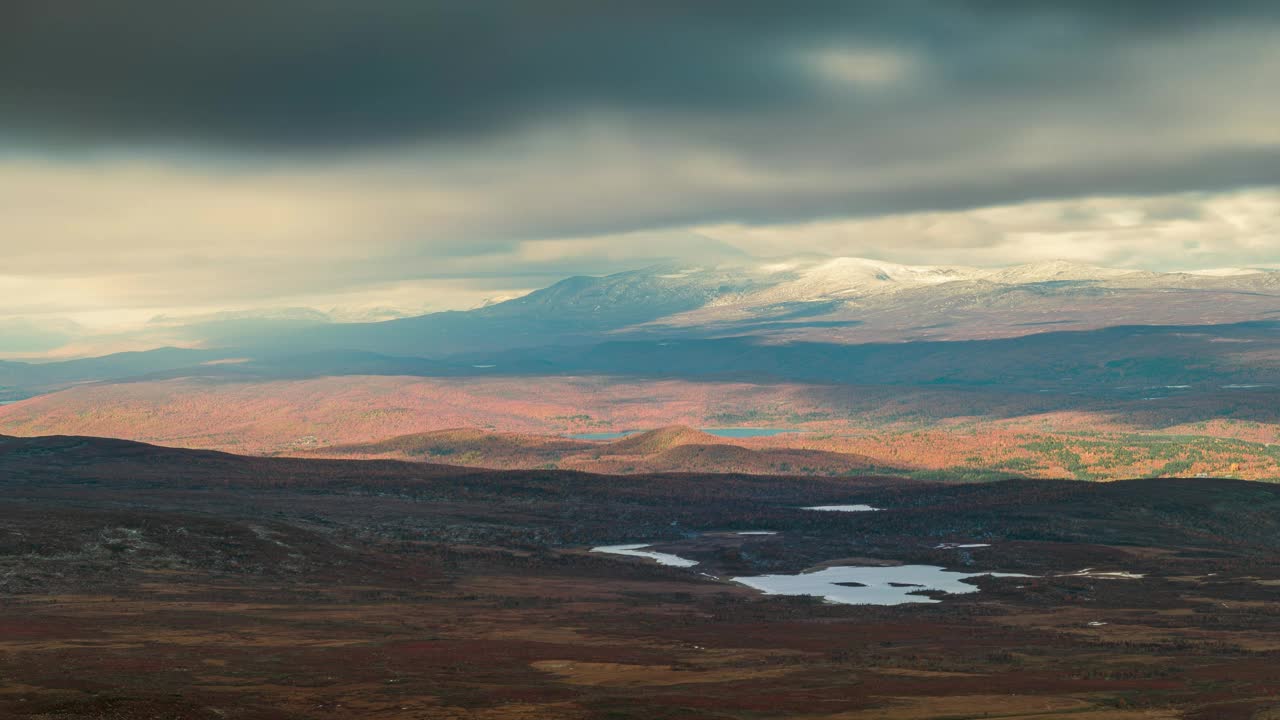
[2,1,1279,357]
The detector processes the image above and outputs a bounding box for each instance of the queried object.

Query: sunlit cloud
[698,189,1280,271]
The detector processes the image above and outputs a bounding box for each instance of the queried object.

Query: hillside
[309,425,892,475]
[4,363,1280,480]
[605,425,725,453]
[317,427,595,465]
[7,432,1280,569]
[612,442,883,475]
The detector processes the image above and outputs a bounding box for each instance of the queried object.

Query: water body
[734,565,1027,606]
[803,504,881,512]
[569,427,797,440]
[700,427,797,438]
[736,531,779,536]
[590,544,698,568]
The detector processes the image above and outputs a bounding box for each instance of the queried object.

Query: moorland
[3,434,1280,718]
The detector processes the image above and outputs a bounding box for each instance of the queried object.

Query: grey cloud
[2,0,1277,150]
[6,0,1278,232]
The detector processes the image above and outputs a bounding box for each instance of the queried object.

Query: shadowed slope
[317,427,594,463]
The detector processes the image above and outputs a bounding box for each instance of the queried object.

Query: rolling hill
[311,425,890,475]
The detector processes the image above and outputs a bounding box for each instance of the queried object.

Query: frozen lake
[590,543,698,568]
[803,504,880,512]
[733,564,1028,605]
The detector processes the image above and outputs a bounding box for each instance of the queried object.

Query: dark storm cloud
[2,0,1277,150]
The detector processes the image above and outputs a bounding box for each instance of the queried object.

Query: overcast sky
[3,1,1279,356]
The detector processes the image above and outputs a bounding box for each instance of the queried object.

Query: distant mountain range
[4,257,1280,397]
[235,257,1280,357]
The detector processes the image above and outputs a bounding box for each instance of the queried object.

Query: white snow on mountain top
[1180,267,1269,277]
[736,257,979,305]
[977,259,1140,284]
[681,256,1280,310]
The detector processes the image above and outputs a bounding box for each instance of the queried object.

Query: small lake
[568,427,798,440]
[590,544,698,568]
[700,427,797,438]
[803,504,880,512]
[734,565,1027,606]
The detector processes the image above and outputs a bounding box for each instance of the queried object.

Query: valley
[2,370,1277,481]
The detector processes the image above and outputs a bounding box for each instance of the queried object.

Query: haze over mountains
[261,256,1280,356]
[23,255,1271,361]
[5,255,1280,384]
[6,256,1278,363]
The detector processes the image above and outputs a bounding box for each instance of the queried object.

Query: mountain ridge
[254,257,1280,357]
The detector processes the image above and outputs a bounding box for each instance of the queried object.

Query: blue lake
[701,427,797,438]
[569,427,798,440]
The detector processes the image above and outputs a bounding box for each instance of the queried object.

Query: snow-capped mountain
[640,256,1279,310]
[247,257,1280,357]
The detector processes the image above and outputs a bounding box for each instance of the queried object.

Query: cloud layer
[5,1,1278,150]
[2,2,1279,354]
